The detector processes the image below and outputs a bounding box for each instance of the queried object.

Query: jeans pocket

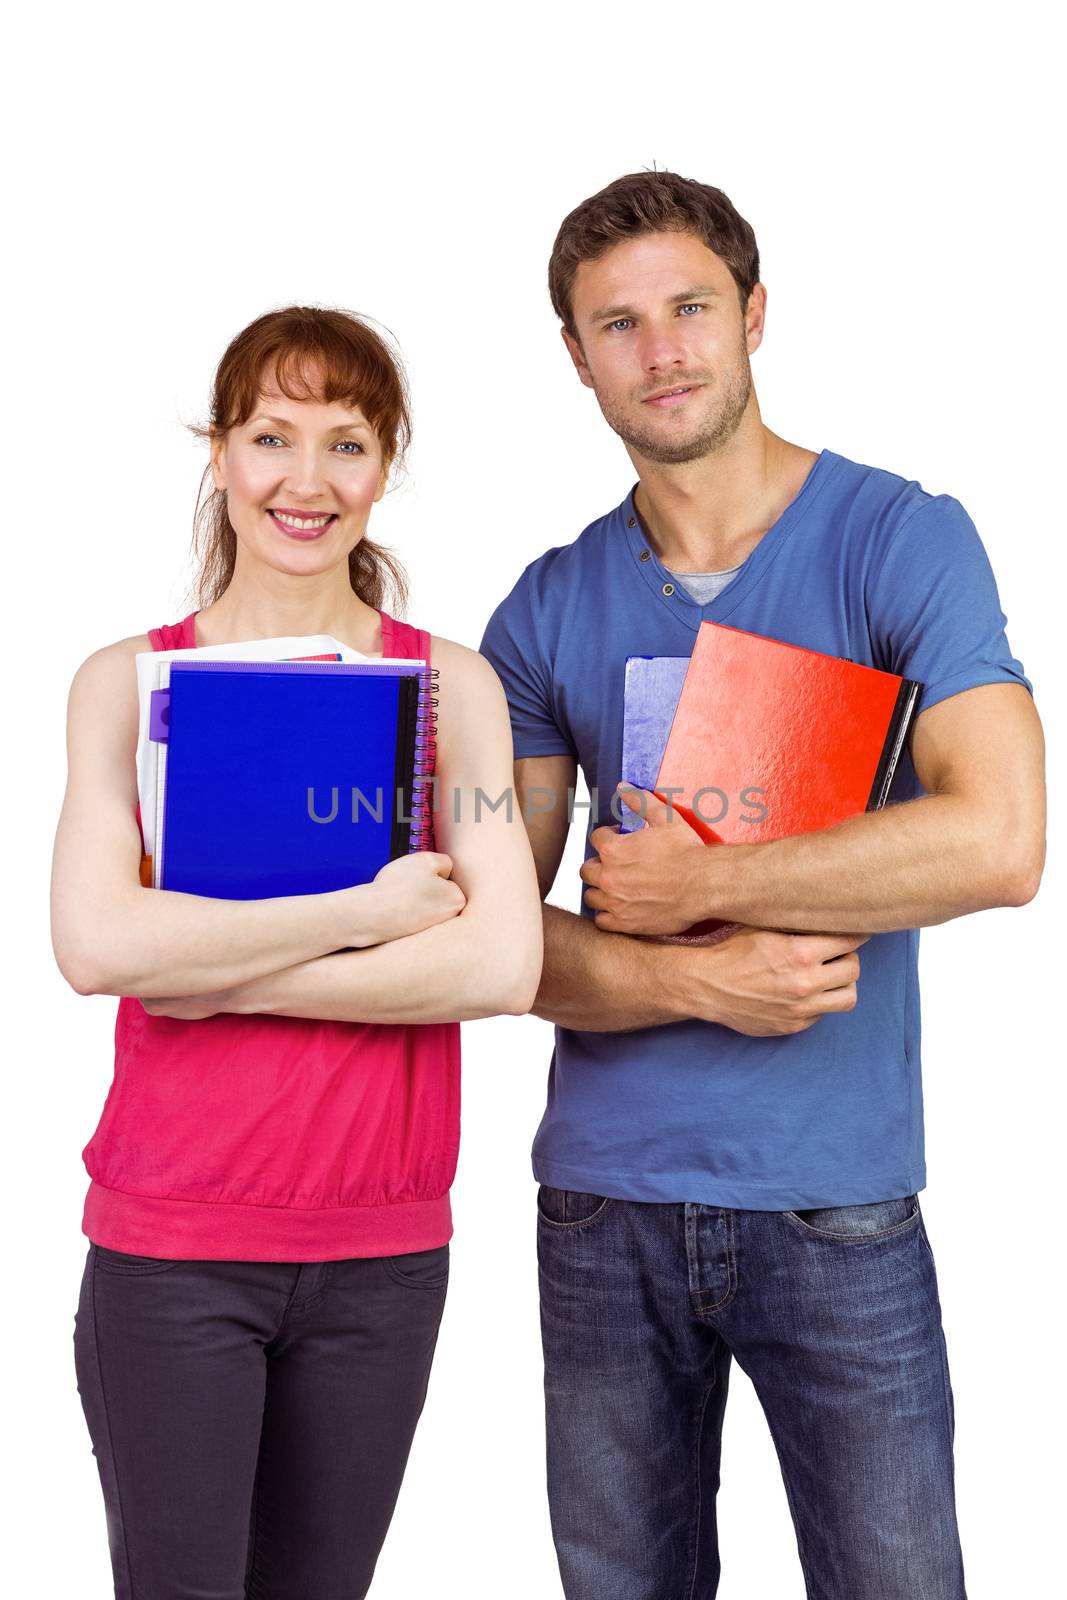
[381,1244,450,1290]
[92,1245,182,1275]
[785,1194,921,1240]
[536,1185,612,1229]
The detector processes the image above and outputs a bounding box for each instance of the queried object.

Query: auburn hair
[189,306,410,612]
[548,171,761,338]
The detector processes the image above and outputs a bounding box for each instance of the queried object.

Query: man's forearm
[534,903,686,1032]
[701,793,1040,932]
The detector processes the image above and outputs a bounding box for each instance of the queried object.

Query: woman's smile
[267,507,338,540]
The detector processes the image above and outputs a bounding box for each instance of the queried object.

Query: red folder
[650,622,920,941]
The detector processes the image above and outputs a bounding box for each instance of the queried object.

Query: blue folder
[619,657,689,832]
[156,661,429,898]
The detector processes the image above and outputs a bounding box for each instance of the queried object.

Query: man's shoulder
[489,495,629,616]
[824,448,964,532]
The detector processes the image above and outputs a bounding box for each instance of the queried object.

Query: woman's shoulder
[67,633,150,713]
[97,631,154,660]
[428,634,504,693]
[429,636,511,766]
[72,631,150,677]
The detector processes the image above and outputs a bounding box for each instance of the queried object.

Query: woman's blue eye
[252,433,363,455]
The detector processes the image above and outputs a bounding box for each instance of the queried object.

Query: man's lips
[642,383,702,407]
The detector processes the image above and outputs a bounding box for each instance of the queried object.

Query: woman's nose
[282,449,328,498]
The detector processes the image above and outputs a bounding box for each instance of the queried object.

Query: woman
[50,306,543,1599]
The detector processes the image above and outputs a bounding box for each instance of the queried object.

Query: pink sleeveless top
[81,610,460,1260]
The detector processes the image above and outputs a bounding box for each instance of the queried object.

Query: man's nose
[639,325,689,372]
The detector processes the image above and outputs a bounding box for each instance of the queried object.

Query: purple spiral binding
[409,666,440,852]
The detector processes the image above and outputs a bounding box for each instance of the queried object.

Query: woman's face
[211,372,388,573]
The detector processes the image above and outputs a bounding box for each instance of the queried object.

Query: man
[479,171,1045,1599]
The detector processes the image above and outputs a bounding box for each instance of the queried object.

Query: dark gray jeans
[74,1242,449,1599]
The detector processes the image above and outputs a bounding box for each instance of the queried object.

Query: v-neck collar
[621,448,838,630]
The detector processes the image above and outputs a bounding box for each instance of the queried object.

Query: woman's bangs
[265,334,393,437]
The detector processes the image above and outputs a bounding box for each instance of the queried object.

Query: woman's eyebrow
[249,413,372,435]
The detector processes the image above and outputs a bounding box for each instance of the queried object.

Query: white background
[6,2,1062,1594]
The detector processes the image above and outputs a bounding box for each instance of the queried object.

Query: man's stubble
[590,334,754,467]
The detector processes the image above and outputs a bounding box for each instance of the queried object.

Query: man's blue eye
[678,304,703,316]
[609,319,633,332]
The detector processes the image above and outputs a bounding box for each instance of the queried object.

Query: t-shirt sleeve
[479,568,576,759]
[866,494,1032,714]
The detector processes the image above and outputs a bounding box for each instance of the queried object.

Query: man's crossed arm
[521,683,1044,1038]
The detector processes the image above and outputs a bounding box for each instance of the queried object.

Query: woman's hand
[361,853,467,945]
[137,859,467,1015]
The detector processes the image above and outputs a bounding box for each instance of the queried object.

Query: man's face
[564,231,764,465]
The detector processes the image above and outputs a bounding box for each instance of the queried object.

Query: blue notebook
[619,656,689,833]
[154,661,436,898]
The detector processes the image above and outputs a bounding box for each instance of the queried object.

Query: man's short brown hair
[548,171,761,338]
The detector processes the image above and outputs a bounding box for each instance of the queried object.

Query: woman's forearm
[66,883,371,999]
[227,907,541,1025]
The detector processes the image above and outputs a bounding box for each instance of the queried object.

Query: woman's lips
[268,510,337,540]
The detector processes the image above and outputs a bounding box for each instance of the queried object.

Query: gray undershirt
[665,563,744,606]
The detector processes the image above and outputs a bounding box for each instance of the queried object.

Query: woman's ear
[209,431,227,494]
[373,460,390,503]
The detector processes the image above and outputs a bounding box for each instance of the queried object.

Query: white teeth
[273,512,332,530]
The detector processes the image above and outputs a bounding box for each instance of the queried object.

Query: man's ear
[745,283,768,356]
[561,326,595,390]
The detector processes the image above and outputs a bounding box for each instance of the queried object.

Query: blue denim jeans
[538,1189,966,1599]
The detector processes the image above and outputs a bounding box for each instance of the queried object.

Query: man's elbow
[998,849,1045,908]
[989,829,1045,909]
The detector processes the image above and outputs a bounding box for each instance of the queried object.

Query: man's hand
[581,788,717,935]
[679,928,868,1036]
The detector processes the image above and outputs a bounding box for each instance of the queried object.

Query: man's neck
[631,423,820,573]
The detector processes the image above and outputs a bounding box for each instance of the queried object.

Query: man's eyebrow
[249,413,371,434]
[586,286,722,325]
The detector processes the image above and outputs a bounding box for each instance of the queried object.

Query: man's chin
[620,426,721,466]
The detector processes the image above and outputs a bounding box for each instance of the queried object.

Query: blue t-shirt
[479,449,1031,1210]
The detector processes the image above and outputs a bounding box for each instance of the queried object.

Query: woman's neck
[194,592,384,656]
